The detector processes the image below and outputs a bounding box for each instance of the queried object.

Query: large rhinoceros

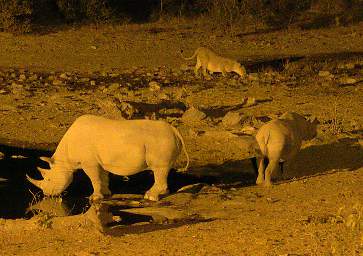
[27,114,189,201]
[255,112,318,186]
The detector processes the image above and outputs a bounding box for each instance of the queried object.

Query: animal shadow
[192,158,257,188]
[286,138,363,179]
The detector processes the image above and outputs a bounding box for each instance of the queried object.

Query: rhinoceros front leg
[83,165,111,201]
[144,167,170,201]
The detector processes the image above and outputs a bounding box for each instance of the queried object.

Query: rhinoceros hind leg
[144,167,170,201]
[256,157,265,185]
[264,159,279,187]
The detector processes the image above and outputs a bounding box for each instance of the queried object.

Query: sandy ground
[0,21,363,255]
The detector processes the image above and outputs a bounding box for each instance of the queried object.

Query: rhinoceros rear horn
[40,156,53,166]
[26,174,43,189]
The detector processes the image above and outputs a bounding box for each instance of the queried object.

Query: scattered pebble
[181,107,206,123]
[222,111,243,127]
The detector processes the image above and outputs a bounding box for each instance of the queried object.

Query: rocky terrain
[0,22,363,255]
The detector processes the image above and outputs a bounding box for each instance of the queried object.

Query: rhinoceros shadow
[188,137,363,187]
[285,137,363,179]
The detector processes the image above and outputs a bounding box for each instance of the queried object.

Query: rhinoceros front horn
[26,175,43,189]
[37,167,49,177]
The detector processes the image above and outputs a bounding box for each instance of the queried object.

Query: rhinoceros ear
[40,156,54,166]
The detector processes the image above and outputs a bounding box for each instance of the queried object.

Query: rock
[241,125,257,135]
[149,81,161,91]
[10,82,29,96]
[180,64,190,71]
[52,79,63,86]
[177,183,207,194]
[96,99,124,120]
[318,70,333,78]
[248,73,259,81]
[59,73,68,80]
[0,151,4,160]
[80,77,90,83]
[108,83,120,91]
[222,111,243,127]
[339,77,358,85]
[181,107,206,123]
[90,80,96,86]
[119,102,137,119]
[244,97,257,107]
[18,74,26,81]
[28,74,38,81]
[203,130,238,139]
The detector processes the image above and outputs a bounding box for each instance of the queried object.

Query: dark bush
[0,0,33,33]
[0,0,362,34]
[55,0,114,22]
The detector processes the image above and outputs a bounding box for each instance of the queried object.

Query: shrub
[55,0,114,22]
[0,0,33,33]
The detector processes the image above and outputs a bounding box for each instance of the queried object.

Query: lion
[181,47,246,78]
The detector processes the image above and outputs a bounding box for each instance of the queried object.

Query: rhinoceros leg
[264,159,280,187]
[144,167,170,201]
[83,165,111,201]
[256,157,265,185]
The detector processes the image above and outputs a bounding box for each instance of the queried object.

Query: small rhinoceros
[255,112,318,186]
[27,115,189,201]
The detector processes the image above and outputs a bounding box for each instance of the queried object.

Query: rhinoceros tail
[171,126,190,172]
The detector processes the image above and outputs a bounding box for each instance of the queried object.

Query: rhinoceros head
[27,157,74,196]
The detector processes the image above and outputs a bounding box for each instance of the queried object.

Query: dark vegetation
[0,0,362,33]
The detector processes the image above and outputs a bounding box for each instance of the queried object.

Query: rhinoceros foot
[144,189,170,201]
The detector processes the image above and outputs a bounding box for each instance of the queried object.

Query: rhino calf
[255,112,318,186]
[27,115,189,201]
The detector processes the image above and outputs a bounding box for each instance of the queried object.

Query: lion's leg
[194,59,202,77]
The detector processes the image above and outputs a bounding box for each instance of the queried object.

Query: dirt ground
[0,21,363,255]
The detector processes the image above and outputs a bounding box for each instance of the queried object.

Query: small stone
[90,80,96,86]
[149,81,161,91]
[90,45,97,50]
[244,97,257,107]
[19,74,26,81]
[80,77,90,83]
[29,74,38,81]
[109,83,120,91]
[241,125,257,135]
[248,73,259,81]
[181,107,206,123]
[59,73,68,79]
[180,64,190,71]
[177,183,206,194]
[339,77,357,85]
[0,152,4,160]
[318,70,332,77]
[52,79,63,86]
[222,111,243,127]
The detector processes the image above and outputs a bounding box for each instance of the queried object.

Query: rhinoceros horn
[37,167,49,177]
[26,175,43,189]
[40,156,53,166]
